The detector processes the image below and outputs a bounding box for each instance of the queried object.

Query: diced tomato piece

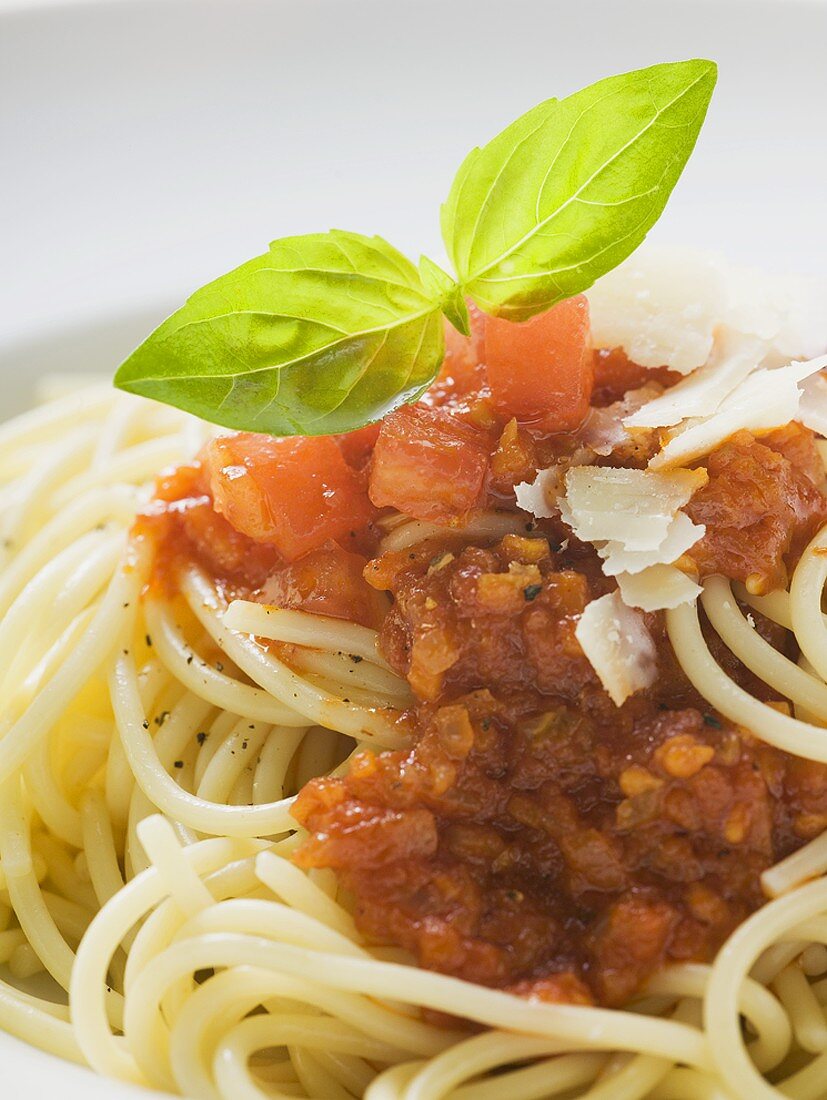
[483,296,593,430]
[204,432,374,561]
[335,422,382,469]
[180,499,282,587]
[153,460,209,505]
[139,459,281,589]
[442,322,475,388]
[139,462,282,591]
[425,308,490,417]
[260,541,389,628]
[368,404,489,524]
[440,305,487,393]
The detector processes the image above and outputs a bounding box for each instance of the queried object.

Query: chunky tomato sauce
[141,300,827,1007]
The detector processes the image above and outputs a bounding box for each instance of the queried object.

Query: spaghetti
[3,324,827,1100]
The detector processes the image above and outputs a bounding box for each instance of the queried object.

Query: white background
[1,0,826,417]
[0,1,824,1094]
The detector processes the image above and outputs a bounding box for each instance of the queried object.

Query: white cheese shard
[575,591,657,706]
[514,468,558,519]
[587,246,827,376]
[616,565,703,612]
[799,371,827,438]
[587,249,728,373]
[725,265,827,369]
[560,466,707,550]
[649,354,827,470]
[598,511,704,576]
[624,331,765,430]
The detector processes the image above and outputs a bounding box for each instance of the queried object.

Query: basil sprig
[442,60,717,321]
[116,60,716,435]
[116,232,445,434]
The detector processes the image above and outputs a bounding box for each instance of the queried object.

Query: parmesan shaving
[587,249,727,373]
[560,466,707,550]
[649,354,827,470]
[725,265,827,368]
[575,591,657,706]
[598,511,704,577]
[616,565,703,612]
[587,246,827,376]
[514,467,559,519]
[799,371,827,438]
[624,331,765,430]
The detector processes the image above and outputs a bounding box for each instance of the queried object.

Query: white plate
[0,0,825,1092]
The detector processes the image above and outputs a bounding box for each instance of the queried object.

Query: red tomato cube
[261,542,389,629]
[334,421,382,469]
[368,404,489,524]
[484,295,593,430]
[204,432,374,561]
[439,304,487,393]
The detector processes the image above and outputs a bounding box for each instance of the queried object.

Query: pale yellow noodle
[3,383,827,1100]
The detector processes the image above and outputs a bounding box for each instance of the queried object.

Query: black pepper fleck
[523,584,542,602]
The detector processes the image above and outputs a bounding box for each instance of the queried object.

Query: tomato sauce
[293,533,827,1005]
[686,426,827,593]
[141,306,827,1007]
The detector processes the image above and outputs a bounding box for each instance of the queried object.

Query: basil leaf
[442,59,717,321]
[115,230,445,435]
[418,255,470,336]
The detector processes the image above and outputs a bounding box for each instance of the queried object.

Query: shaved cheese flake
[599,511,704,576]
[616,565,702,611]
[587,248,727,373]
[575,591,657,706]
[799,371,827,438]
[650,354,827,470]
[725,266,827,368]
[514,467,559,519]
[625,331,766,429]
[561,466,707,550]
[588,246,827,376]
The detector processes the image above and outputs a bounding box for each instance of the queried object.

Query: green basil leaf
[442,59,717,321]
[418,255,471,336]
[114,230,445,435]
